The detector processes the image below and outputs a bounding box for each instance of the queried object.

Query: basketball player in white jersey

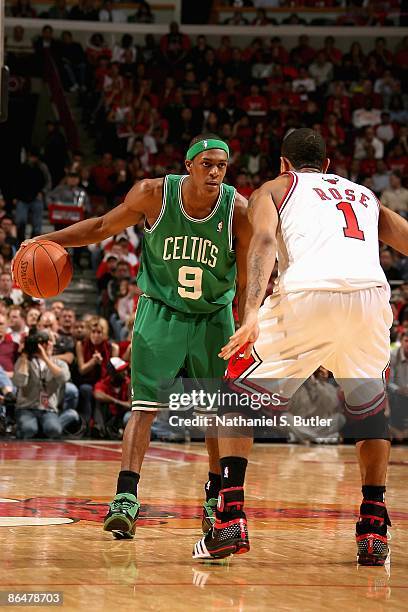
[195,128,408,565]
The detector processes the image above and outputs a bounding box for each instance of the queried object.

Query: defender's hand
[219,315,259,360]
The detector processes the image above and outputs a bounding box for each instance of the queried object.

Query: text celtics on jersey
[163,235,219,268]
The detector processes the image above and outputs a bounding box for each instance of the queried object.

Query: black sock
[220,456,248,489]
[116,470,140,496]
[205,472,221,501]
[362,485,386,503]
[215,457,248,521]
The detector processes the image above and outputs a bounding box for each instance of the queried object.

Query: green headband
[186,139,230,161]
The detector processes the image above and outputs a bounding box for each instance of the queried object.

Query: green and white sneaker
[202,498,217,534]
[103,493,140,540]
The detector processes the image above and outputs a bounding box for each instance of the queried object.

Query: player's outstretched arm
[378,205,408,256]
[25,179,163,248]
[233,193,252,325]
[219,183,279,360]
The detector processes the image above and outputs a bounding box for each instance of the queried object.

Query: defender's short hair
[281,128,326,171]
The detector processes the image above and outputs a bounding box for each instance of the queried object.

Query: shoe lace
[112,498,135,513]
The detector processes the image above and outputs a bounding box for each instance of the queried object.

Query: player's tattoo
[246,249,269,310]
[247,193,257,223]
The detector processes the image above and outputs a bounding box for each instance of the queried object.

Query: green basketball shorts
[131,295,235,412]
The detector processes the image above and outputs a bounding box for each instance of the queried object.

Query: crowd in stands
[6,0,406,26]
[2,20,408,440]
[0,288,134,440]
[6,0,155,23]
[222,1,404,26]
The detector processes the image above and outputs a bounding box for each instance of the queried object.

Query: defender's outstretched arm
[219,185,279,360]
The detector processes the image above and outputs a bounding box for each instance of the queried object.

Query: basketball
[13,240,73,298]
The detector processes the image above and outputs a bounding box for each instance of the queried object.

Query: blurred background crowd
[0,0,407,441]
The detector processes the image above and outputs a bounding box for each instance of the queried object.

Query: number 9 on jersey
[178,266,203,300]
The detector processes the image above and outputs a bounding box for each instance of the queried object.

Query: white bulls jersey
[274,171,388,294]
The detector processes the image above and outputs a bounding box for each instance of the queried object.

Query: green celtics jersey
[137,174,237,314]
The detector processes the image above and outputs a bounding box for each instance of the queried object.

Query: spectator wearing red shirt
[235,172,253,200]
[216,76,242,108]
[327,82,351,122]
[242,38,264,64]
[75,317,118,428]
[94,357,131,438]
[216,36,233,66]
[319,36,343,66]
[97,254,119,291]
[360,146,378,177]
[343,42,365,73]
[322,113,345,145]
[369,37,393,69]
[387,144,408,174]
[138,79,159,110]
[159,77,176,110]
[0,313,18,377]
[352,80,383,111]
[86,33,111,66]
[269,37,289,66]
[290,35,316,67]
[160,22,191,67]
[153,143,183,170]
[90,153,115,196]
[243,85,268,118]
[234,115,253,143]
[270,85,300,113]
[253,122,270,155]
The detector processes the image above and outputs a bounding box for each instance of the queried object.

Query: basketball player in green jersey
[20,134,252,541]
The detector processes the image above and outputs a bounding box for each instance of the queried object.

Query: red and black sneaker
[192,514,250,560]
[193,487,250,560]
[356,500,391,566]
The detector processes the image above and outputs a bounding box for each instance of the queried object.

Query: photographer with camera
[13,328,71,439]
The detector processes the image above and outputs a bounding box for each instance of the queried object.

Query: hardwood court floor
[0,440,407,611]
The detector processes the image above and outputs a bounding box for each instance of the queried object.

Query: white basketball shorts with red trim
[227,287,393,418]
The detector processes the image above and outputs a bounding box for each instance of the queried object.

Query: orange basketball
[13,240,73,298]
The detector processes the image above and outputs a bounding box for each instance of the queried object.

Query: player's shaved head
[281,128,326,171]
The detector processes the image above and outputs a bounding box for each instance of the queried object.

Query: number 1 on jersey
[336,201,365,241]
[178,266,203,300]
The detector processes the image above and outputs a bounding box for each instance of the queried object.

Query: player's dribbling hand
[20,238,40,249]
[218,315,259,360]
